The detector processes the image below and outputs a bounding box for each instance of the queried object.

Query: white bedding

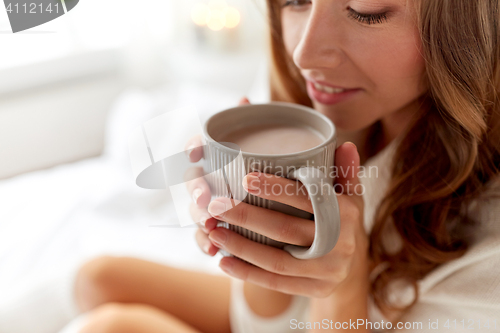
[0,71,270,307]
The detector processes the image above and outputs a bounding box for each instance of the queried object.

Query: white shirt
[229,138,500,332]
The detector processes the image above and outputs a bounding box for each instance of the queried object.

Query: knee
[80,303,146,333]
[75,256,128,312]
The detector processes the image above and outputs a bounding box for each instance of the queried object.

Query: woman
[69,0,500,332]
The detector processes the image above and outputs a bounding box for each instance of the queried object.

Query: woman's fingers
[334,142,362,197]
[219,256,328,298]
[207,197,315,246]
[209,228,330,279]
[189,202,218,232]
[184,167,211,208]
[191,202,219,256]
[242,173,314,214]
[190,97,249,257]
[195,228,219,256]
[184,135,204,163]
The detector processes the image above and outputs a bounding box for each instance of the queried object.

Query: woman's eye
[282,0,312,9]
[347,7,388,25]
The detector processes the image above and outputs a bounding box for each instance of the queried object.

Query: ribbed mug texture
[203,139,336,256]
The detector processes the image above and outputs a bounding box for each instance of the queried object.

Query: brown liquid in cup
[219,123,324,154]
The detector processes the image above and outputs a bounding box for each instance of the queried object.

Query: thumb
[334,142,362,196]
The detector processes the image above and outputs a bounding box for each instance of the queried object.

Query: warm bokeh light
[191,3,210,26]
[206,9,226,31]
[223,7,240,29]
[191,1,241,30]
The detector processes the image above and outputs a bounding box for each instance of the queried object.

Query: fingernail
[203,242,211,253]
[243,174,260,191]
[209,230,227,247]
[345,141,356,149]
[208,201,226,218]
[219,259,234,274]
[192,188,203,205]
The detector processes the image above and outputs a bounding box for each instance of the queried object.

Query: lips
[306,80,362,105]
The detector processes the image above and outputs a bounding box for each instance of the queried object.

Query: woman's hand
[185,97,251,257]
[207,142,369,299]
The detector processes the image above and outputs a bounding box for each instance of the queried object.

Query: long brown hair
[265,0,500,316]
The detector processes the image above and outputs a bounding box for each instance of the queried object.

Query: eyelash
[347,7,388,25]
[281,1,388,25]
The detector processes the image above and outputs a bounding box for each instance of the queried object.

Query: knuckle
[277,219,297,243]
[183,167,200,185]
[340,203,360,223]
[342,239,356,256]
[238,265,250,282]
[312,282,333,298]
[197,223,209,233]
[323,262,349,283]
[266,274,280,291]
[195,228,203,239]
[311,289,323,298]
[229,234,245,257]
[195,228,207,242]
[190,204,208,226]
[235,204,249,228]
[323,285,335,298]
[335,265,350,283]
[272,257,287,274]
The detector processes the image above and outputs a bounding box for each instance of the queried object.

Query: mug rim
[203,102,337,159]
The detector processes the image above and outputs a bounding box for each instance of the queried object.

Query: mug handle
[283,166,341,259]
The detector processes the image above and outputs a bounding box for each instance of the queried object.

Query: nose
[292,4,345,72]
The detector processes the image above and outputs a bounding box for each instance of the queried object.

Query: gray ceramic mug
[202,102,340,259]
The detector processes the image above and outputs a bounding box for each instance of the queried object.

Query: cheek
[358,28,427,98]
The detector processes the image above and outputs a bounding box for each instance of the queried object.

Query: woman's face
[281,0,427,132]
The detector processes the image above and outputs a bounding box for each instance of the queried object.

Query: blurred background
[0,0,269,312]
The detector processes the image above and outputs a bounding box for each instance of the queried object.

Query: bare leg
[74,256,231,333]
[81,303,202,333]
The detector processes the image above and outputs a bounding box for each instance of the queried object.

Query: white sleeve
[390,242,500,333]
[229,278,311,333]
